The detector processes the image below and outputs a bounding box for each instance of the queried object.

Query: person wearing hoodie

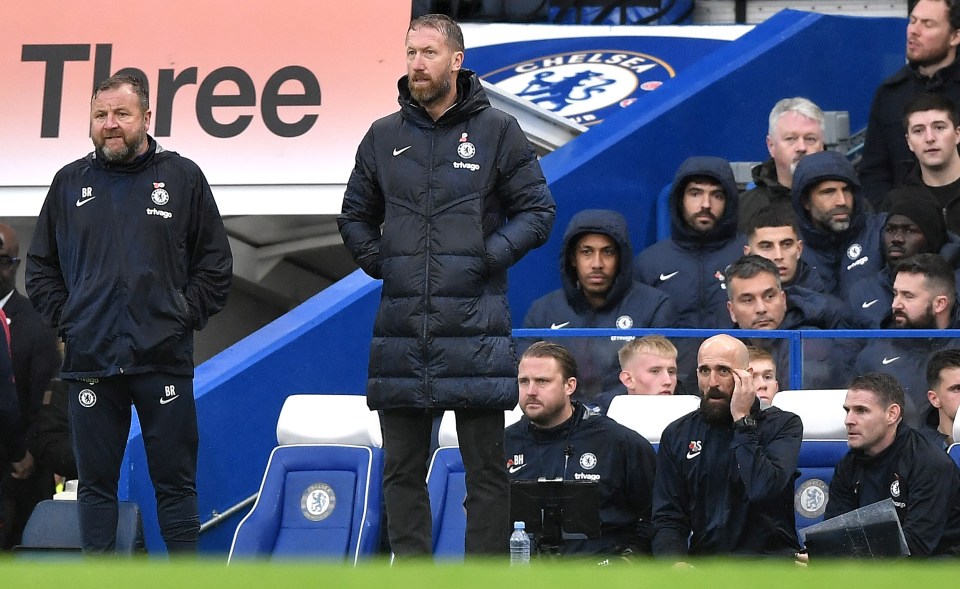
[791,150,887,300]
[855,254,960,428]
[524,209,675,404]
[738,97,825,227]
[848,187,955,328]
[635,156,745,329]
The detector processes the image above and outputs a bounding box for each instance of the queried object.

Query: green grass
[1,557,958,588]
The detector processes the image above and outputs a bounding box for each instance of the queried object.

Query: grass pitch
[2,557,958,589]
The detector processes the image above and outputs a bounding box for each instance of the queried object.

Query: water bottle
[509,521,531,565]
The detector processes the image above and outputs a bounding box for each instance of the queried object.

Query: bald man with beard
[651,334,803,559]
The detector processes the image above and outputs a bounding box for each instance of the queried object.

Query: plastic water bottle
[509,521,531,565]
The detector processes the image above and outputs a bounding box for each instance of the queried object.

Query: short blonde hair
[747,345,774,364]
[618,335,677,368]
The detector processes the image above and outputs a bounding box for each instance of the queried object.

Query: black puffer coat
[339,70,556,410]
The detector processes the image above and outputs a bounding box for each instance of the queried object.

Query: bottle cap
[514,521,524,529]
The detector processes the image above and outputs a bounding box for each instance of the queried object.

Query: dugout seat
[427,445,467,559]
[424,408,522,559]
[16,499,145,557]
[228,394,383,563]
[773,389,849,533]
[605,394,700,450]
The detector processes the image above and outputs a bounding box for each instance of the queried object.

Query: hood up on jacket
[560,209,634,312]
[791,150,867,245]
[669,156,740,247]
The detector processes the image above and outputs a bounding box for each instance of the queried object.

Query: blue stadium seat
[427,446,467,559]
[793,440,849,530]
[16,499,145,556]
[772,389,849,535]
[229,394,384,563]
[228,443,383,562]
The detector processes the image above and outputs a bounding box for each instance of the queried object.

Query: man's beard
[908,45,953,70]
[700,386,733,425]
[95,125,147,164]
[408,73,452,107]
[893,304,937,329]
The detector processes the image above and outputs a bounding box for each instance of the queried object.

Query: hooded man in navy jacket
[791,150,887,300]
[524,209,675,404]
[635,156,745,329]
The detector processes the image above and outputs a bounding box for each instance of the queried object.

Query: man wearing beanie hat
[848,186,952,327]
[792,150,887,300]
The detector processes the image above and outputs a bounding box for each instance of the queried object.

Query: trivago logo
[481,50,675,126]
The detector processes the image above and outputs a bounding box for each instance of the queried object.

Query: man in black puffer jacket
[338,14,556,558]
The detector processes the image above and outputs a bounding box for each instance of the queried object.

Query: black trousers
[67,373,199,554]
[381,408,509,558]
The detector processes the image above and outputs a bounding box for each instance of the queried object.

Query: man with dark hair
[826,372,960,556]
[338,14,556,558]
[901,92,960,233]
[723,255,850,389]
[505,341,656,557]
[743,206,823,292]
[859,0,960,206]
[524,209,675,403]
[723,255,850,331]
[922,348,960,448]
[26,73,233,554]
[792,150,886,300]
[848,187,952,327]
[855,253,960,427]
[651,334,802,559]
[739,97,825,226]
[635,157,744,328]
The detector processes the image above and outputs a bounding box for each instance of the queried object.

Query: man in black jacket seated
[652,334,802,559]
[826,373,960,556]
[505,341,656,557]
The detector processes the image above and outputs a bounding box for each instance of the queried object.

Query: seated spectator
[739,97,825,227]
[505,341,657,557]
[900,93,960,233]
[748,346,780,408]
[743,206,818,291]
[524,209,675,403]
[792,151,887,300]
[595,335,680,416]
[848,187,952,328]
[826,373,960,557]
[921,348,960,450]
[855,253,960,428]
[635,156,745,328]
[651,334,802,559]
[723,255,850,389]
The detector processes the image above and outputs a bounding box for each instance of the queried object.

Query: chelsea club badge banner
[463,24,749,127]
